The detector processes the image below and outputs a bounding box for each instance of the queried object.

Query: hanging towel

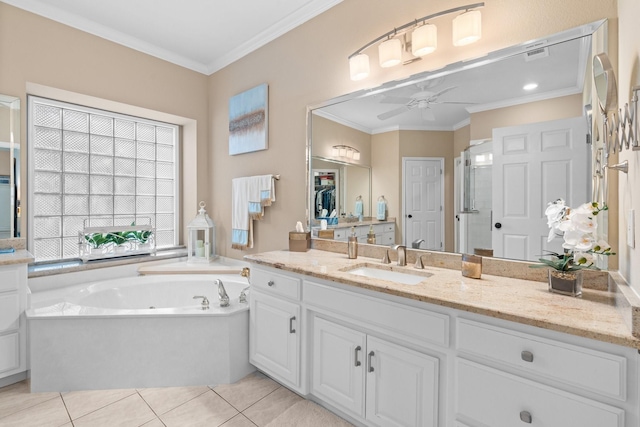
[232,175,276,250]
[376,200,386,220]
[354,200,363,217]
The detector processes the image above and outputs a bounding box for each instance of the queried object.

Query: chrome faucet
[412,238,425,249]
[391,244,407,266]
[215,279,230,307]
[193,295,210,310]
[239,286,250,303]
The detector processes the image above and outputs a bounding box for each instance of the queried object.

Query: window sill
[28,247,187,278]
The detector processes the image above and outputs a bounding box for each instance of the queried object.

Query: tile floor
[0,372,354,427]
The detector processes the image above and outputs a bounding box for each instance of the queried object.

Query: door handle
[354,346,361,367]
[407,214,413,218]
[289,316,296,334]
[521,350,534,362]
[494,222,502,229]
[519,411,532,423]
[367,351,375,372]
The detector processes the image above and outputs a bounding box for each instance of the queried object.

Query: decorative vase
[548,269,582,297]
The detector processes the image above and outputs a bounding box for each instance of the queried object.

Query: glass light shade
[353,151,361,160]
[412,24,437,56]
[452,10,481,46]
[339,147,347,157]
[378,38,402,68]
[346,149,354,158]
[331,146,339,156]
[349,54,370,81]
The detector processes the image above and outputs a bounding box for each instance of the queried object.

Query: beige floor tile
[0,395,70,427]
[0,380,59,419]
[73,393,156,427]
[222,413,257,427]
[160,390,238,427]
[139,385,210,415]
[242,386,303,427]
[141,418,166,427]
[265,400,353,427]
[62,388,137,420]
[213,372,279,412]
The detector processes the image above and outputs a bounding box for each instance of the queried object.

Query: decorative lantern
[187,201,216,263]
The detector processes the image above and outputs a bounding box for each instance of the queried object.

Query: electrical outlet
[628,209,636,249]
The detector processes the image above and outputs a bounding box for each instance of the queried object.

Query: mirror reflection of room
[0,95,20,239]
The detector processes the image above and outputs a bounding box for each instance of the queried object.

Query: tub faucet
[239,287,250,303]
[215,279,230,307]
[412,239,425,249]
[391,244,407,266]
[193,295,210,310]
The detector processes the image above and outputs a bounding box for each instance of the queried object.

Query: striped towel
[232,175,276,250]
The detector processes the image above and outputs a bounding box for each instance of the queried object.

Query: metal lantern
[187,201,216,263]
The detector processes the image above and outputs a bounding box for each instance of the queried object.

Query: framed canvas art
[228,83,269,155]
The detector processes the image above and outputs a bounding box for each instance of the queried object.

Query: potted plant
[536,199,615,296]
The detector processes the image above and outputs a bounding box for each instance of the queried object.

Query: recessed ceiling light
[523,83,538,91]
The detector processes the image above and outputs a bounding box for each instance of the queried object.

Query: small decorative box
[289,231,311,252]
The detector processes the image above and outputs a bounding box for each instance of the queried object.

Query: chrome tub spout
[215,279,230,307]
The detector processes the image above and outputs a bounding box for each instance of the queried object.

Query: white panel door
[492,117,588,260]
[249,291,300,386]
[366,336,439,427]
[312,317,366,417]
[403,158,443,250]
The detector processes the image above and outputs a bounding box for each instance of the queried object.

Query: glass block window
[28,97,179,262]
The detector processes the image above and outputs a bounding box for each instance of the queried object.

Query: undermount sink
[342,263,433,285]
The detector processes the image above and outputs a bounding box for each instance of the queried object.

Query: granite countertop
[0,249,34,266]
[245,249,640,350]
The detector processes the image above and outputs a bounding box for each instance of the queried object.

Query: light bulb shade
[452,10,481,46]
[339,147,347,157]
[412,23,437,56]
[353,151,361,160]
[378,38,402,68]
[331,147,339,156]
[349,54,370,81]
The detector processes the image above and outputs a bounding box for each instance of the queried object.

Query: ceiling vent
[524,46,549,61]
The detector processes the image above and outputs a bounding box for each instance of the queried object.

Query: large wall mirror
[0,94,21,239]
[308,20,608,263]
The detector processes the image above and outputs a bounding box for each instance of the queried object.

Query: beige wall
[311,115,371,167]
[0,151,9,176]
[0,3,209,243]
[617,0,640,293]
[371,131,400,240]
[453,125,471,157]
[470,94,584,140]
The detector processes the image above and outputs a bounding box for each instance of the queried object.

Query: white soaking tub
[26,274,254,392]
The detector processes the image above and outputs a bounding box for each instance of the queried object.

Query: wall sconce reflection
[331,145,361,160]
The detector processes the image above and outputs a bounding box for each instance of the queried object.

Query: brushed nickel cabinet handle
[354,346,362,367]
[368,351,375,372]
[520,410,532,423]
[521,350,534,363]
[268,280,274,287]
[289,316,296,333]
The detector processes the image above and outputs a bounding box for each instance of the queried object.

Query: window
[28,96,179,262]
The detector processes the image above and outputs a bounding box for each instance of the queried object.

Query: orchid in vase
[538,199,615,272]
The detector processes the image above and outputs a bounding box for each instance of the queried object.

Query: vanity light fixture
[332,145,361,160]
[348,2,484,81]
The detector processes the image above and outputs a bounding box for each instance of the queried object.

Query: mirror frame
[306,19,607,254]
[0,94,21,239]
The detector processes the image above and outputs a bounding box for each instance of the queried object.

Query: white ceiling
[1,0,342,75]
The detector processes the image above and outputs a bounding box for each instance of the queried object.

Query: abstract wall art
[228,83,268,155]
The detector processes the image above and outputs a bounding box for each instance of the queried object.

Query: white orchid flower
[569,212,597,233]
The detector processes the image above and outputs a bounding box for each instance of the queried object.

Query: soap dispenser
[367,225,376,244]
[348,226,358,259]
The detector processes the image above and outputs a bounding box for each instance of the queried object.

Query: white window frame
[27,96,180,262]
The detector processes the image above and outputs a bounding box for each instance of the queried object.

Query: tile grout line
[63,389,139,424]
[135,389,166,426]
[57,391,74,426]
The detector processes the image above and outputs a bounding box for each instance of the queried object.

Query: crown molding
[313,109,372,134]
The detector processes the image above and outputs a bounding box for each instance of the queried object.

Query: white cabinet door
[249,291,300,387]
[366,336,439,427]
[312,317,366,417]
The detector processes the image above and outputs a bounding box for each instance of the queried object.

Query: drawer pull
[521,350,534,363]
[354,346,362,367]
[267,280,275,287]
[289,316,296,333]
[519,411,532,423]
[368,351,375,372]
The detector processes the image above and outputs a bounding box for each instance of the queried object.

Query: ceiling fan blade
[380,96,413,104]
[432,86,458,98]
[378,106,410,120]
[433,101,477,105]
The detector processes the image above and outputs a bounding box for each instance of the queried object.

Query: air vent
[524,47,549,61]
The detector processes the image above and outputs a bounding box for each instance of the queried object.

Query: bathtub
[27,274,255,392]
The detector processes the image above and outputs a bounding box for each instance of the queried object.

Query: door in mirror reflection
[403,158,443,250]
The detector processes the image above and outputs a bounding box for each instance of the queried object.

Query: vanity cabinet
[249,266,303,392]
[0,263,27,382]
[454,318,633,427]
[313,316,439,427]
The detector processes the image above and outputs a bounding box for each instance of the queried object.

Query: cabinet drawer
[252,268,301,300]
[305,280,449,347]
[0,294,19,331]
[382,223,394,233]
[0,268,18,293]
[334,229,347,241]
[0,333,19,374]
[456,319,626,400]
[379,232,395,245]
[456,359,624,427]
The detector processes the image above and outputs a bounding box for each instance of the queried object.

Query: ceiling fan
[377,84,474,121]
